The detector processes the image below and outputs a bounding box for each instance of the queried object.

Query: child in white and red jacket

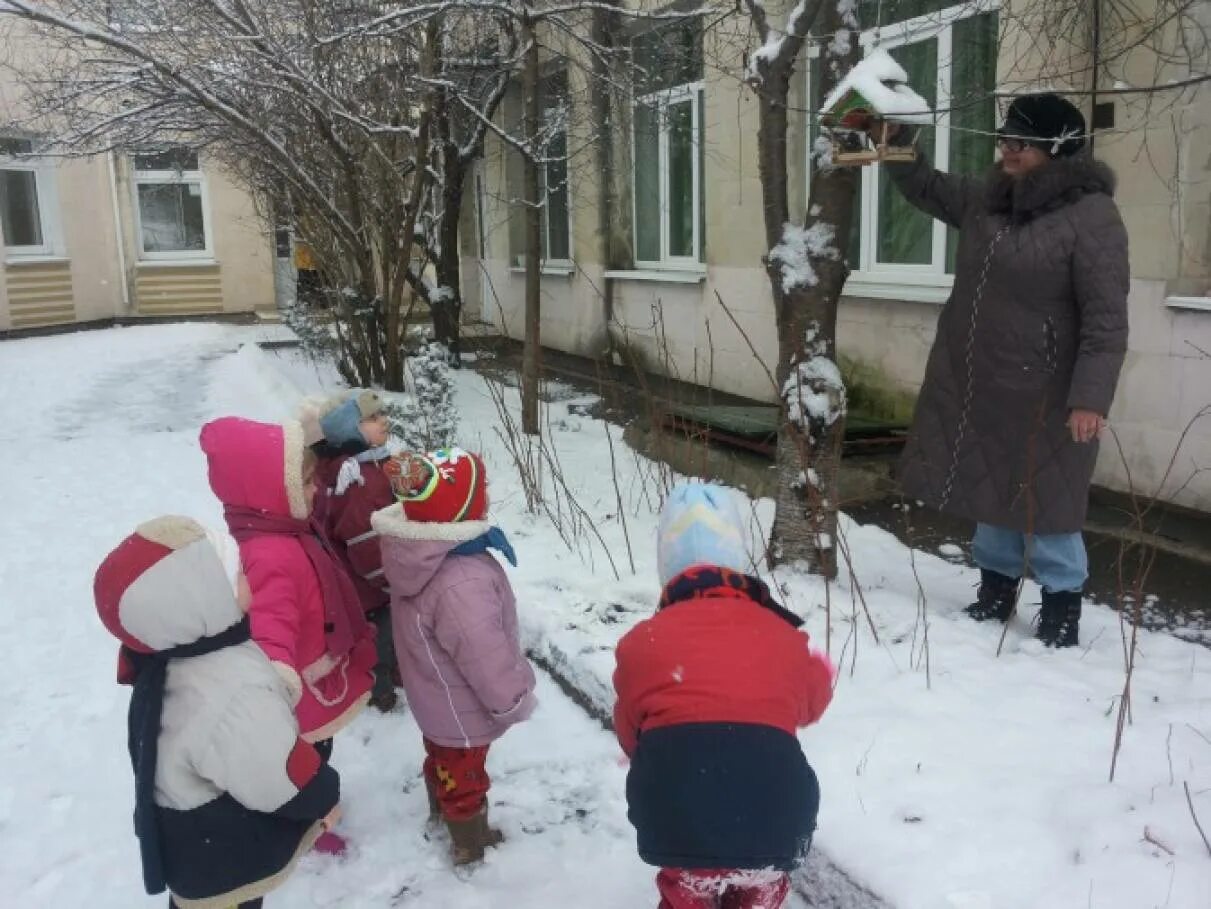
[613,482,835,909]
[94,516,340,908]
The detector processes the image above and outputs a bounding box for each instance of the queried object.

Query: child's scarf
[451,526,518,567]
[658,565,804,629]
[224,507,365,658]
[121,617,251,895]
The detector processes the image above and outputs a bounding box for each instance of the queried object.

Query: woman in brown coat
[878,94,1129,647]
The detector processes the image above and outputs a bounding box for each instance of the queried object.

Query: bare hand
[1067,409,1105,443]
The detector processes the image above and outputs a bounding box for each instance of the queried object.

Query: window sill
[842,277,952,305]
[137,258,218,268]
[4,255,69,266]
[1165,295,1211,313]
[509,264,575,277]
[603,268,707,285]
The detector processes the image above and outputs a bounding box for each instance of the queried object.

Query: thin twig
[1185,781,1211,858]
[1143,826,1176,856]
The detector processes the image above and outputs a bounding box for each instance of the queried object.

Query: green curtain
[543,129,570,261]
[877,38,938,265]
[946,12,999,272]
[857,0,951,30]
[633,102,661,262]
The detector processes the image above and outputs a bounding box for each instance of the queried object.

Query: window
[808,1,999,288]
[539,73,571,264]
[505,73,572,269]
[132,149,211,259]
[632,19,705,268]
[0,137,60,258]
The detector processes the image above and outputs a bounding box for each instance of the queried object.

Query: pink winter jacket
[372,504,537,747]
[200,417,376,743]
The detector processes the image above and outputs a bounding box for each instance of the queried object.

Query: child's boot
[446,805,504,865]
[1036,589,1081,648]
[313,830,348,857]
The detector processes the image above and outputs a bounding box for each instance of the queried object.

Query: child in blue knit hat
[305,391,403,711]
[614,481,835,909]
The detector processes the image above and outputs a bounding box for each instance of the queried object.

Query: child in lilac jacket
[371,448,536,865]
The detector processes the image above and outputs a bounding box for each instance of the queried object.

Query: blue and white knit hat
[319,390,383,447]
[656,482,751,586]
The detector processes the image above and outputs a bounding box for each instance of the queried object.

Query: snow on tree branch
[782,323,846,434]
[769,221,838,291]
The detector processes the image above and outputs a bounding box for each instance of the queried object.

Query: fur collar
[370,503,492,543]
[984,154,1117,223]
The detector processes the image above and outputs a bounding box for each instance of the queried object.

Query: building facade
[0,27,276,332]
[470,0,1211,512]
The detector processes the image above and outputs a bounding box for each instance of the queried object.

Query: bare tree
[0,0,519,389]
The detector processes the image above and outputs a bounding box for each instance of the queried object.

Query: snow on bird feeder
[820,49,933,166]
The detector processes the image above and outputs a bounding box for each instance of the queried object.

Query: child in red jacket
[613,482,835,909]
[303,391,405,711]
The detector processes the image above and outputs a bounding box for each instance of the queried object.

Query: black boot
[1037,590,1081,648]
[964,569,1020,622]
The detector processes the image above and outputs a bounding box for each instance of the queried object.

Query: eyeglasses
[997,137,1029,153]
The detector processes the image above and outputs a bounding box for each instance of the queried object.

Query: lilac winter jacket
[371,504,536,747]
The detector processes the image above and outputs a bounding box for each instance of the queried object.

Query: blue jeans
[972,523,1088,593]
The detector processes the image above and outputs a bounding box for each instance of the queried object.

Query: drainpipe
[106,151,131,311]
[1089,0,1101,155]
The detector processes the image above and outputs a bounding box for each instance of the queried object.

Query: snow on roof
[822,48,934,125]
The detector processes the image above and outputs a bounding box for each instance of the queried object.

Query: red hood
[200,417,309,520]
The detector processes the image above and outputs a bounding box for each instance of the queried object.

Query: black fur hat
[998,93,1086,158]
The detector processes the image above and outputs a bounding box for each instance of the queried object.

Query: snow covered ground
[1,323,1209,909]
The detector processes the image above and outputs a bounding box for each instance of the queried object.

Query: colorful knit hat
[319,390,385,448]
[657,482,751,586]
[399,447,488,523]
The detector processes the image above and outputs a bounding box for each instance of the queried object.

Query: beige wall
[0,20,275,329]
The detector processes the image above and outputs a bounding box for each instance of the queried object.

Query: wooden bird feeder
[821,92,920,166]
[819,50,929,167]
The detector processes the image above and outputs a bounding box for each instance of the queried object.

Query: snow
[938,543,965,559]
[769,221,838,292]
[822,48,935,125]
[2,323,1211,909]
[783,355,847,429]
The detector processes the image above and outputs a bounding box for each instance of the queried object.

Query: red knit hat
[400,448,488,523]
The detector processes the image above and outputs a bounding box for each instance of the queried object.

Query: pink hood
[200,417,309,520]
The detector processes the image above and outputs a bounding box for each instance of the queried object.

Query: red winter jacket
[612,570,834,871]
[612,586,833,757]
[315,452,395,614]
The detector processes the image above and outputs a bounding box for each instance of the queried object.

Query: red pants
[422,738,491,821]
[656,868,790,909]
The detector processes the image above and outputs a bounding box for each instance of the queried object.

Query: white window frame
[131,152,214,261]
[632,81,704,271]
[807,0,1000,297]
[0,141,64,260]
[540,107,573,267]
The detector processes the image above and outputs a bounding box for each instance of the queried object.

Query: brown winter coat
[887,153,1129,534]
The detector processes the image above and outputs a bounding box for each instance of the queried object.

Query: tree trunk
[434,149,465,362]
[758,3,861,577]
[521,14,542,436]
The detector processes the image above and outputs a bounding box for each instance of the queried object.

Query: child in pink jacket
[200,416,377,853]
[372,447,536,866]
